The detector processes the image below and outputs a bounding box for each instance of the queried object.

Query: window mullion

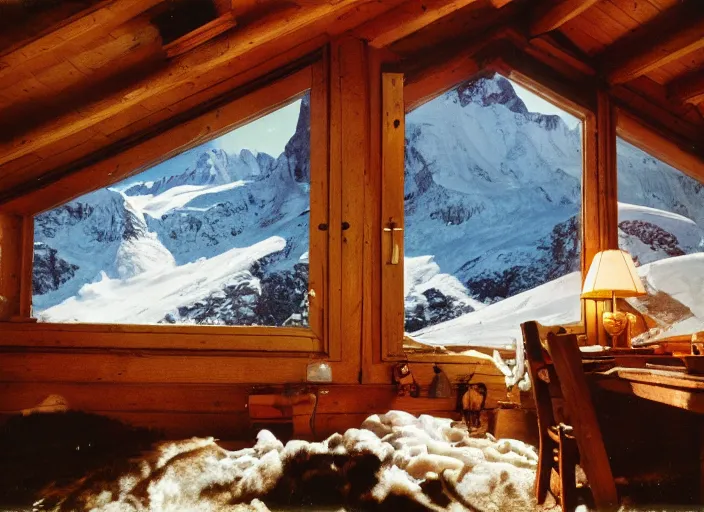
[380,72,406,360]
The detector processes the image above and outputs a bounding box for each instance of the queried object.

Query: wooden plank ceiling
[0,0,702,208]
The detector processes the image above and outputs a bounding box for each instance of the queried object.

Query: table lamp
[581,249,646,346]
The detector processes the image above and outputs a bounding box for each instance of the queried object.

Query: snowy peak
[283,92,311,183]
[456,74,562,131]
[122,94,311,198]
[123,148,233,196]
[458,75,527,114]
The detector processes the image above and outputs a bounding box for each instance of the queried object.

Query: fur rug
[34,411,541,512]
[0,411,160,507]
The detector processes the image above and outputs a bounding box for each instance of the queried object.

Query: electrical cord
[309,386,320,440]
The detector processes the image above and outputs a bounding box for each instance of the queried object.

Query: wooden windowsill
[0,322,324,353]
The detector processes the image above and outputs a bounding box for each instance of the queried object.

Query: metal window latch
[383,222,403,265]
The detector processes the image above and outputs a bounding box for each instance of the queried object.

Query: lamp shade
[581,249,646,299]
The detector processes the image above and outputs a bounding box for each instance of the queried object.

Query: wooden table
[594,366,704,414]
[591,365,704,502]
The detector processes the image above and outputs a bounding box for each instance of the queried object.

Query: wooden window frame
[616,108,704,185]
[380,56,598,361]
[0,61,340,357]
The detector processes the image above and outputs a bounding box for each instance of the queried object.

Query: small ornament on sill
[461,383,488,430]
[429,364,452,398]
[393,362,420,398]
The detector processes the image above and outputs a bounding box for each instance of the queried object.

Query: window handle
[383,223,403,265]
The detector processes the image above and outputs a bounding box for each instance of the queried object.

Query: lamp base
[603,311,629,348]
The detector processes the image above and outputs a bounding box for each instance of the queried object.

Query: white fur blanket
[36,411,545,512]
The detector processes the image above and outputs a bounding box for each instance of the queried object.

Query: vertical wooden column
[582,110,600,345]
[362,47,383,379]
[380,71,406,360]
[597,90,619,251]
[591,90,619,346]
[0,213,25,321]
[328,37,368,373]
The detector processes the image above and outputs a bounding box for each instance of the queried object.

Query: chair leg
[535,434,552,504]
[559,454,577,511]
[559,428,578,512]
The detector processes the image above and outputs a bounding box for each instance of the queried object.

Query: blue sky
[119,78,579,188]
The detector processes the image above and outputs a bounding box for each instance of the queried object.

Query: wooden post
[597,90,618,252]
[0,213,24,321]
[582,110,600,346]
[328,37,368,370]
[593,90,619,347]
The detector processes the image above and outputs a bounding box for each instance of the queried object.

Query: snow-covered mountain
[122,148,277,197]
[33,93,312,326]
[32,76,704,344]
[401,74,704,346]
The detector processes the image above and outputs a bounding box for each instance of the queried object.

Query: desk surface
[593,366,704,413]
[598,366,704,389]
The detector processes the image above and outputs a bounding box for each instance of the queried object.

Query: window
[401,73,584,349]
[32,93,313,327]
[617,138,704,339]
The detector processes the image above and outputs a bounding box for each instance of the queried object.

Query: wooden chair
[521,321,579,511]
[522,321,618,511]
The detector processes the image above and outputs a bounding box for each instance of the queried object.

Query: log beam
[668,67,704,106]
[355,0,483,49]
[0,0,368,172]
[529,0,600,37]
[0,0,165,90]
[163,12,238,59]
[605,10,704,85]
[0,66,313,215]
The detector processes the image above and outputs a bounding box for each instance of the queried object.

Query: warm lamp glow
[581,250,646,300]
[582,250,646,347]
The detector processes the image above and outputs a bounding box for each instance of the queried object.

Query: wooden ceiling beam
[529,0,601,37]
[610,83,703,150]
[163,12,237,59]
[491,41,597,113]
[0,1,98,56]
[668,67,704,106]
[355,0,487,49]
[0,39,326,211]
[0,65,313,216]
[0,0,369,171]
[0,0,165,90]
[402,30,507,111]
[604,6,704,85]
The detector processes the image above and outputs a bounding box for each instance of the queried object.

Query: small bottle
[429,364,451,398]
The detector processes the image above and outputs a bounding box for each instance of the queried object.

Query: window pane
[33,93,311,326]
[617,138,704,339]
[404,74,583,348]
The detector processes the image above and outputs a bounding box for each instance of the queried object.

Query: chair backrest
[545,330,618,509]
[521,321,567,426]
